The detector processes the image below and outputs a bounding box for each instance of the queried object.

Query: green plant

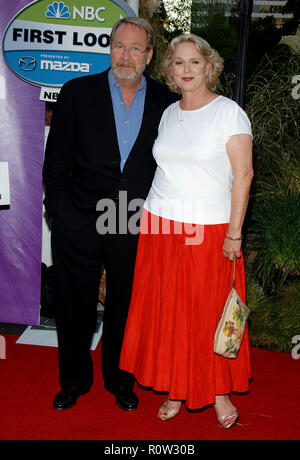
[139,0,169,82]
[247,277,300,352]
[245,47,300,180]
[246,192,300,293]
[243,45,300,292]
[242,42,300,351]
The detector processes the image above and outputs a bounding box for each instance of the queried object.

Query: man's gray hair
[110,17,155,50]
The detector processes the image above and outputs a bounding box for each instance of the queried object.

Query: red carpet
[0,334,299,441]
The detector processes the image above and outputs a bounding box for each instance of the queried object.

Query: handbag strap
[232,256,236,288]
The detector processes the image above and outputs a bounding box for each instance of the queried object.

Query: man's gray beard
[111,60,147,81]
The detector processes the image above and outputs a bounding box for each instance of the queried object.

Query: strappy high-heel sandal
[216,410,239,429]
[157,399,182,421]
[214,395,239,429]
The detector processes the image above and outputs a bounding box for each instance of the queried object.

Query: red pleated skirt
[120,210,252,409]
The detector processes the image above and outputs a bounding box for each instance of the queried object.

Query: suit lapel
[94,70,120,158]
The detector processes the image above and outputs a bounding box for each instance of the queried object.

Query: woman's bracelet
[226,231,243,241]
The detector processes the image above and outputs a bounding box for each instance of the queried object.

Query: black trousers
[51,213,138,393]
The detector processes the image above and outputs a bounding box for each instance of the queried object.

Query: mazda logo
[19,56,36,71]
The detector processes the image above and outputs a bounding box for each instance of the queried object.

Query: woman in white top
[120,34,254,429]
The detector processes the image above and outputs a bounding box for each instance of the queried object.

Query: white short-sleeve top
[144,96,252,225]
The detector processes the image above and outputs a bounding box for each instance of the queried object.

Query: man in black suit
[43,17,177,411]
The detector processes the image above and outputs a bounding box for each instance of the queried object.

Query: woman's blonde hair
[162,34,224,93]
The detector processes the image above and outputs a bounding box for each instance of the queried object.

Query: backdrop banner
[0,0,137,326]
[0,0,44,325]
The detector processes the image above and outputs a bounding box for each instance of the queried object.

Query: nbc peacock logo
[2,0,137,88]
[45,1,71,19]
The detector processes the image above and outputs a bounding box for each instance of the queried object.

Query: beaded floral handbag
[214,258,250,359]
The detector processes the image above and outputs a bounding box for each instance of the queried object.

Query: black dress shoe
[53,387,89,410]
[105,384,139,411]
[116,389,138,411]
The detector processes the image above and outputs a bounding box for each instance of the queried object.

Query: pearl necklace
[178,95,220,123]
[178,105,185,122]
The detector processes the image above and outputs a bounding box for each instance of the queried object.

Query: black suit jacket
[43,69,178,230]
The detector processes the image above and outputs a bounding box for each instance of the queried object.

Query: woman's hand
[222,236,242,261]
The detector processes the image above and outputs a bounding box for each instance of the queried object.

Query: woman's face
[170,41,211,94]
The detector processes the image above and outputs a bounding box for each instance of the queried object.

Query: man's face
[110,23,153,82]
